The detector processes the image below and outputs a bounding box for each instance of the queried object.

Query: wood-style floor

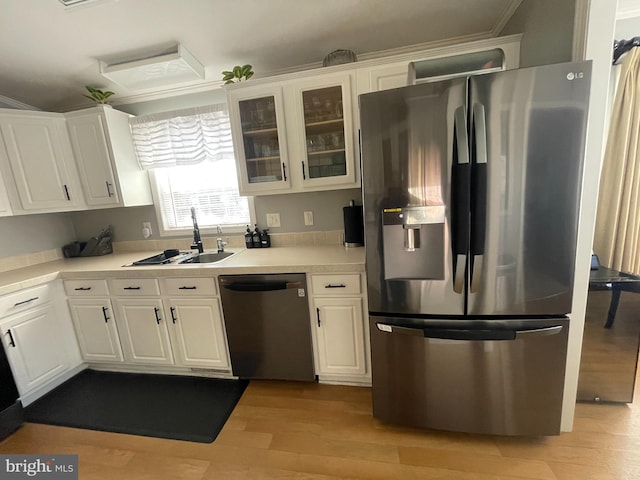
[1,378,640,480]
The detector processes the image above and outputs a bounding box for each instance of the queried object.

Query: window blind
[130,104,234,169]
[130,104,250,232]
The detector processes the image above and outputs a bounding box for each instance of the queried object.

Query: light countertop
[0,246,365,296]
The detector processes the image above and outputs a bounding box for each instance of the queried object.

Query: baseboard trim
[20,364,88,407]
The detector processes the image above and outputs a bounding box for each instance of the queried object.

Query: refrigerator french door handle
[376,323,423,337]
[376,322,517,341]
[452,106,469,294]
[378,323,563,341]
[515,325,564,338]
[454,107,469,166]
[470,103,488,294]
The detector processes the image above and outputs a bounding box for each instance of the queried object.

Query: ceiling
[1,0,525,112]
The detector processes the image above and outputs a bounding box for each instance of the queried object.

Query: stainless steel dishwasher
[218,274,315,381]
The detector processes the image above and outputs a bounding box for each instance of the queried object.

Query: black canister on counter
[244,225,254,248]
[343,200,364,247]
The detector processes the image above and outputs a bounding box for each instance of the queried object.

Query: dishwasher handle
[221,280,302,292]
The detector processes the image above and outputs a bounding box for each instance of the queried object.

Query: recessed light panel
[100,45,205,90]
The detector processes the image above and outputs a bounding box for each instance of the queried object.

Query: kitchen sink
[178,251,235,264]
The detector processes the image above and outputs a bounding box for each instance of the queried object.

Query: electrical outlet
[304,211,314,226]
[142,221,152,238]
[266,213,281,228]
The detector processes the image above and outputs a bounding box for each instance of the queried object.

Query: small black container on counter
[260,229,271,248]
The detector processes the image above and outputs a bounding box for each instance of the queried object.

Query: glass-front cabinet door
[294,74,356,189]
[227,87,290,195]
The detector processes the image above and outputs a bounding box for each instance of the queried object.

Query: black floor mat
[24,369,248,443]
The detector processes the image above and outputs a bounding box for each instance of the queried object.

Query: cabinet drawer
[310,274,361,295]
[64,279,109,297]
[108,278,160,296]
[0,283,53,319]
[160,277,217,296]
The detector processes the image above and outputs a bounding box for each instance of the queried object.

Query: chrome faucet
[216,225,227,253]
[190,207,204,253]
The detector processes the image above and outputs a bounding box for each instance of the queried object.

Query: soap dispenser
[244,225,254,248]
[260,229,271,248]
[252,224,262,248]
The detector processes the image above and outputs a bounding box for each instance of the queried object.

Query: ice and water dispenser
[382,205,445,280]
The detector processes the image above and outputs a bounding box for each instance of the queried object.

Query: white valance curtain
[129,104,233,169]
[593,48,640,275]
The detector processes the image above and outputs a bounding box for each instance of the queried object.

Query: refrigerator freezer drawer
[370,316,568,435]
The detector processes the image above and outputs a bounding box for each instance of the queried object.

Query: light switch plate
[304,211,314,226]
[266,213,281,228]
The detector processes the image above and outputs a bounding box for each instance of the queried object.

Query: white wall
[500,0,576,66]
[615,15,640,38]
[561,0,618,431]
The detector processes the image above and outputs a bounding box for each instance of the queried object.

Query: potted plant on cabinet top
[82,86,115,105]
[222,65,254,84]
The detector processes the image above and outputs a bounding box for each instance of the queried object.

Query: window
[130,105,252,236]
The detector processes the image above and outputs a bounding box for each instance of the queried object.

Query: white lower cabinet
[1,305,69,395]
[111,297,174,366]
[67,298,124,363]
[0,281,82,405]
[62,272,368,384]
[164,298,230,369]
[313,297,366,376]
[309,273,370,384]
[65,277,231,375]
[161,277,230,371]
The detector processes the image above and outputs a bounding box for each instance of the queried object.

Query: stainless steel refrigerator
[359,60,591,436]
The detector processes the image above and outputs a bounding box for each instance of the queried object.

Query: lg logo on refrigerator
[566,72,585,80]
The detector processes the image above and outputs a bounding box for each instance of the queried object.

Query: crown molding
[0,95,39,110]
[491,0,524,36]
[616,3,640,20]
[115,32,510,104]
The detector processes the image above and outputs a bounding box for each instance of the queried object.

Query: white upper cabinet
[0,110,85,214]
[226,36,521,197]
[66,105,152,208]
[227,85,291,195]
[288,73,357,190]
[355,35,521,95]
[226,71,359,196]
[0,170,12,217]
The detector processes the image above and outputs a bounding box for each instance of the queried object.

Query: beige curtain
[593,48,640,274]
